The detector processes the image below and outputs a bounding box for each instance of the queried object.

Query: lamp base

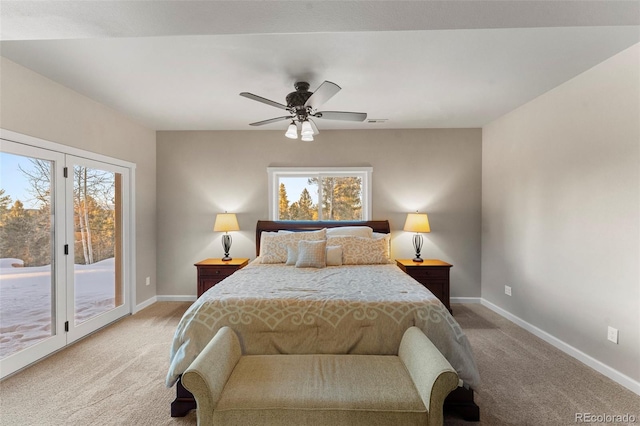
[221,234,232,262]
[412,257,424,263]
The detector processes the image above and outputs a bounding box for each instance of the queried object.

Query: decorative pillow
[285,244,298,266]
[258,231,279,257]
[261,229,327,263]
[326,226,374,239]
[327,235,390,265]
[325,245,343,266]
[295,240,327,268]
[372,232,391,258]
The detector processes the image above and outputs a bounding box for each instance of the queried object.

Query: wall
[482,44,639,385]
[0,57,157,307]
[156,129,481,298]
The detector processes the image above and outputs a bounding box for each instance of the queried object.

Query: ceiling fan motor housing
[286,82,313,109]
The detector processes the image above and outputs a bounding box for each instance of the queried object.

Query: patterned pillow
[326,235,390,265]
[295,240,327,268]
[261,229,327,264]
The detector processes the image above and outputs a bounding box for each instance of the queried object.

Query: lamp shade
[403,213,431,233]
[213,213,239,232]
[301,133,314,142]
[301,120,313,136]
[285,123,298,139]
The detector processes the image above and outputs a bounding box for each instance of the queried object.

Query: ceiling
[1,1,639,132]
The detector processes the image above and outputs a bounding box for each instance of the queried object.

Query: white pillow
[326,235,390,265]
[325,245,343,266]
[326,226,374,239]
[295,240,327,268]
[261,229,327,264]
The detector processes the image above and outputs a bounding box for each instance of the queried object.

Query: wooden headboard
[255,220,391,257]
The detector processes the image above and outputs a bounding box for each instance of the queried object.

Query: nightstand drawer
[195,258,249,298]
[199,267,235,278]
[407,268,449,280]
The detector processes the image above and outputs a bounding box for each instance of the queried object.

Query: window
[268,167,372,221]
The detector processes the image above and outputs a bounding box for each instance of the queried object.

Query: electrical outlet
[607,326,618,344]
[505,285,512,296]
[145,276,151,286]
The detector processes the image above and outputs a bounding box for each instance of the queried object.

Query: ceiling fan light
[301,133,314,142]
[301,120,313,136]
[285,123,298,139]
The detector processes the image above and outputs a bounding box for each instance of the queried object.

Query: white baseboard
[156,295,197,302]
[134,296,157,313]
[451,297,481,304]
[481,298,640,396]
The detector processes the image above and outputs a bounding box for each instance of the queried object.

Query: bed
[169,220,480,420]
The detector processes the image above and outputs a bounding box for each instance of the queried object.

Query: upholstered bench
[182,326,459,426]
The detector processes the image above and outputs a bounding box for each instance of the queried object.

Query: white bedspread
[166,261,480,388]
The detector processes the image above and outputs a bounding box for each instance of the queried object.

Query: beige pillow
[372,232,391,258]
[295,240,327,268]
[261,229,327,263]
[326,235,390,265]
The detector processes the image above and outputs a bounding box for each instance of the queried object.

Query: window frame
[267,167,373,221]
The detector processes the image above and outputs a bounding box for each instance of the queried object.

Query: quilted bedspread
[166,261,480,388]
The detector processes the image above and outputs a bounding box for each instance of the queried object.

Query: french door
[0,139,132,378]
[65,156,130,343]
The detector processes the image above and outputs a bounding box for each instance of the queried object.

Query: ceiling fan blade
[240,92,288,110]
[309,119,320,135]
[315,111,367,122]
[249,116,293,126]
[304,81,341,110]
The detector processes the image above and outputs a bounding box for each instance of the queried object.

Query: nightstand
[396,259,453,314]
[195,258,249,297]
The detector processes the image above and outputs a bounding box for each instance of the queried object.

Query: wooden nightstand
[396,259,453,314]
[195,258,249,297]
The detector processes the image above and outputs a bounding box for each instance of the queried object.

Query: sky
[280,177,319,205]
[0,152,44,209]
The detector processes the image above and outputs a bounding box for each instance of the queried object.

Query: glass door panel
[0,141,66,378]
[66,157,129,343]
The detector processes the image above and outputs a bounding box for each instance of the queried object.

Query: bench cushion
[215,354,428,426]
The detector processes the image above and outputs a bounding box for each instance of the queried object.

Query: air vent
[367,119,388,123]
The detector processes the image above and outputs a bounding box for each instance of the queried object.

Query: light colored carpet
[1,302,638,425]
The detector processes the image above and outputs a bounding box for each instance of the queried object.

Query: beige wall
[0,57,157,306]
[156,129,482,297]
[482,44,639,383]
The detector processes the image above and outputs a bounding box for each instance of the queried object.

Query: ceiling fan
[239,81,367,141]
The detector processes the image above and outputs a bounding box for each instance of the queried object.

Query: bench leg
[444,387,480,421]
[170,377,196,417]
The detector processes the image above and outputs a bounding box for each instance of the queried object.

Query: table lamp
[403,212,430,262]
[213,212,239,261]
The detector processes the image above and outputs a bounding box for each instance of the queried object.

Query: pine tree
[278,183,290,220]
[2,200,33,265]
[296,188,315,220]
[332,177,362,220]
[288,202,300,220]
